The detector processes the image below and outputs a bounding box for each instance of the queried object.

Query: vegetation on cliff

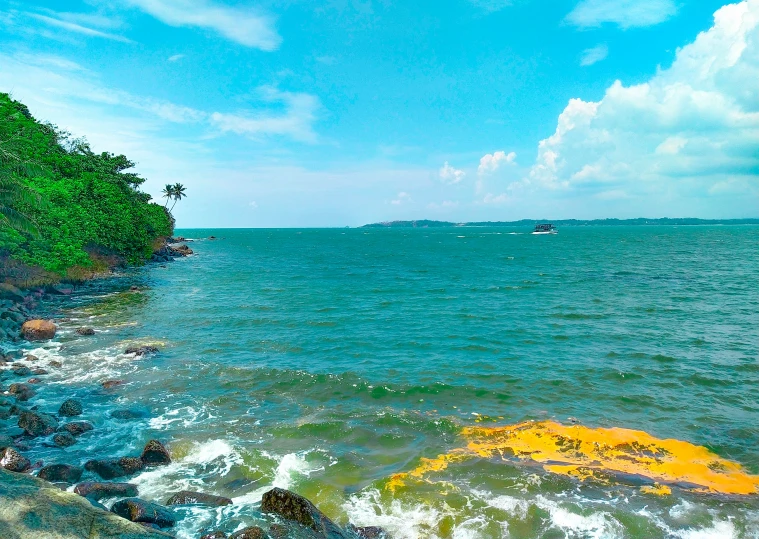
[0,93,173,284]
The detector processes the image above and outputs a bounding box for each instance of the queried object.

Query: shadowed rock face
[37,464,83,484]
[59,421,94,436]
[0,468,171,538]
[0,448,30,472]
[85,457,144,479]
[18,410,58,437]
[260,487,351,539]
[165,490,232,507]
[75,481,139,501]
[58,399,83,417]
[140,440,171,466]
[110,498,176,528]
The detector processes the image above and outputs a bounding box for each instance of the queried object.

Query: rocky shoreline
[1,239,387,538]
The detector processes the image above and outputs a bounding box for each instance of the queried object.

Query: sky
[0,0,757,227]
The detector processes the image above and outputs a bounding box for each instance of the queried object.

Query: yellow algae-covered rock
[21,319,56,341]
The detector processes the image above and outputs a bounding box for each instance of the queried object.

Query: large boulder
[110,498,176,529]
[0,447,30,472]
[260,487,350,538]
[74,481,139,501]
[125,345,159,356]
[21,319,57,341]
[58,399,83,417]
[75,327,95,336]
[141,440,171,466]
[165,490,232,507]
[53,432,77,448]
[8,383,35,401]
[85,457,144,479]
[59,421,94,436]
[38,464,83,484]
[0,468,172,538]
[18,410,59,437]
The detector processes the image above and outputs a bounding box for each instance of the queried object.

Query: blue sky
[0,0,757,226]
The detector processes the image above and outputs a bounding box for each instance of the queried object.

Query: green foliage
[0,93,173,275]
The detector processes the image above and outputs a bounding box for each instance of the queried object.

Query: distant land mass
[361,218,759,228]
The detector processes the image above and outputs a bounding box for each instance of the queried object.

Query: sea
[13,225,759,538]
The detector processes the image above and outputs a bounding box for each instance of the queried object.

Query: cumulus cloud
[478,151,516,175]
[391,191,411,205]
[123,0,281,50]
[529,0,759,207]
[580,44,608,66]
[439,162,466,184]
[566,0,677,29]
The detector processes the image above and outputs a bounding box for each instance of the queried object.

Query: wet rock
[49,359,62,368]
[8,382,36,401]
[200,532,228,539]
[111,498,177,528]
[141,439,171,466]
[25,354,39,361]
[12,366,31,376]
[85,457,144,479]
[53,432,77,447]
[260,487,349,538]
[130,285,140,291]
[102,379,126,389]
[31,367,48,375]
[351,526,390,539]
[170,244,193,256]
[26,377,43,384]
[268,525,288,538]
[60,421,94,436]
[75,481,139,501]
[230,527,267,539]
[21,319,57,341]
[0,447,30,472]
[38,464,83,483]
[0,468,171,538]
[165,490,232,507]
[59,398,83,417]
[18,410,59,437]
[125,345,159,356]
[111,408,148,420]
[76,327,96,336]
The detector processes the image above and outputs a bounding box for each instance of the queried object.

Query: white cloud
[566,0,677,29]
[391,191,411,205]
[478,150,516,175]
[529,0,759,207]
[580,44,609,66]
[210,87,320,143]
[439,161,466,184]
[27,13,132,42]
[123,0,281,50]
[168,54,185,62]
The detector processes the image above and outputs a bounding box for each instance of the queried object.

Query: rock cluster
[150,239,193,263]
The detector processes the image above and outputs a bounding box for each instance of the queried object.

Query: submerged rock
[351,526,390,539]
[85,457,144,479]
[102,379,126,389]
[0,468,171,538]
[38,464,83,483]
[111,498,177,528]
[260,487,350,538]
[111,408,148,420]
[60,421,94,436]
[200,532,228,539]
[165,490,232,507]
[141,440,171,466]
[53,432,77,447]
[125,345,159,356]
[75,481,139,501]
[18,410,58,437]
[76,327,96,336]
[0,447,30,472]
[21,319,57,341]
[12,366,31,376]
[229,527,267,539]
[8,383,35,401]
[59,398,83,417]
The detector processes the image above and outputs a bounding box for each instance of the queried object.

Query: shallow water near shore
[11,225,759,538]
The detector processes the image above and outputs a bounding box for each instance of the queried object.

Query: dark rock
[209,236,217,240]
[59,398,83,417]
[21,319,57,341]
[201,532,228,539]
[268,524,288,538]
[261,487,349,538]
[85,457,144,479]
[75,481,139,500]
[8,382,35,401]
[38,464,83,483]
[76,327,96,336]
[12,366,31,376]
[125,345,159,356]
[0,447,30,472]
[141,439,171,466]
[26,377,43,384]
[60,421,94,436]
[230,527,267,539]
[49,359,62,368]
[102,379,126,389]
[352,526,390,539]
[130,285,140,291]
[25,354,39,362]
[53,432,77,447]
[165,490,232,507]
[31,368,48,375]
[18,410,59,437]
[111,498,177,528]
[111,408,148,420]
[0,283,24,301]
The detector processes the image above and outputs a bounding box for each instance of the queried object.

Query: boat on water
[532,223,558,235]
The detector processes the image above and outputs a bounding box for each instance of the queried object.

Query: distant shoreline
[361,218,759,228]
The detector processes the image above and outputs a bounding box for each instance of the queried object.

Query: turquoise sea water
[18,225,759,538]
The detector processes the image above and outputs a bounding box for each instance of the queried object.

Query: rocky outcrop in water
[165,490,232,506]
[0,468,171,538]
[59,420,94,436]
[141,439,171,466]
[21,319,57,341]
[261,487,352,539]
[125,345,160,356]
[37,464,83,483]
[18,409,58,436]
[85,457,145,479]
[58,398,83,417]
[74,481,139,500]
[111,498,177,529]
[76,327,95,336]
[0,447,30,472]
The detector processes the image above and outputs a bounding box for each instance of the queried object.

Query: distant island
[362,218,759,228]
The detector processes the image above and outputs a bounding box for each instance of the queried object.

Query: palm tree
[0,138,41,237]
[169,183,186,211]
[161,184,174,208]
